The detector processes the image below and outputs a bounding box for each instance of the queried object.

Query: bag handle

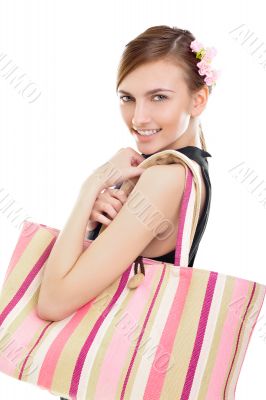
[97,149,202,267]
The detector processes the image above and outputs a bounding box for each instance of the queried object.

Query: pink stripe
[143,266,193,399]
[120,264,167,400]
[174,169,193,266]
[69,266,132,400]
[19,321,53,379]
[94,265,162,399]
[206,278,250,399]
[38,300,95,389]
[142,258,164,265]
[181,271,218,399]
[0,238,56,327]
[0,309,45,375]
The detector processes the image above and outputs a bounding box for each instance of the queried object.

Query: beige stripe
[0,270,42,345]
[196,275,235,400]
[220,281,255,396]
[225,283,266,398]
[0,229,54,313]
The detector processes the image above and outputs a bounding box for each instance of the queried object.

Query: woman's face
[117,59,197,154]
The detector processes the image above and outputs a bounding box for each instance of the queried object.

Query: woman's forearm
[40,175,103,286]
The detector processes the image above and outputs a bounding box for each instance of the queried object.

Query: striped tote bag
[0,149,265,400]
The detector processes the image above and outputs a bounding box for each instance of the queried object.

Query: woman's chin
[135,142,161,156]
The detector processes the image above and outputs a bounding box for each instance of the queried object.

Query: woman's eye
[120,94,167,102]
[153,94,167,101]
[120,95,131,102]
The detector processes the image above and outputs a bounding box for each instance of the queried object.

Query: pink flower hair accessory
[190,39,220,88]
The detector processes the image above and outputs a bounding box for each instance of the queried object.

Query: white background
[0,0,265,398]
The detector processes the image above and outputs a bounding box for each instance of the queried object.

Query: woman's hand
[87,187,128,228]
[91,147,146,191]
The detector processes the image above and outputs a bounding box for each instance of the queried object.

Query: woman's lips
[132,128,162,141]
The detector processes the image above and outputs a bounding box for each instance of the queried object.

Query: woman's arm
[37,164,186,322]
[37,175,103,316]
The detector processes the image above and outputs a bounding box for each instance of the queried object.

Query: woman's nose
[132,103,152,126]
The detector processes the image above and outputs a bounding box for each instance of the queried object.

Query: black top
[87,146,212,268]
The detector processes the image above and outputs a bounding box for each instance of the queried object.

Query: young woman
[36,25,218,398]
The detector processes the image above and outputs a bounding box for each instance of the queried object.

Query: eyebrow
[117,88,176,96]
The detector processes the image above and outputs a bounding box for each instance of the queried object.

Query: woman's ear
[189,86,209,117]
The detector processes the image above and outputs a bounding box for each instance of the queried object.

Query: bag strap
[97,149,202,266]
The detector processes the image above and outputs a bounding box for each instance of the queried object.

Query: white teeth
[136,129,161,136]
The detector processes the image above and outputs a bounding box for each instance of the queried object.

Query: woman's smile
[132,127,162,141]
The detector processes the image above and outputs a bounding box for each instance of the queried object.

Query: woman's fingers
[91,211,113,226]
[92,148,145,189]
[98,201,120,219]
[90,188,128,226]
[110,188,128,204]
